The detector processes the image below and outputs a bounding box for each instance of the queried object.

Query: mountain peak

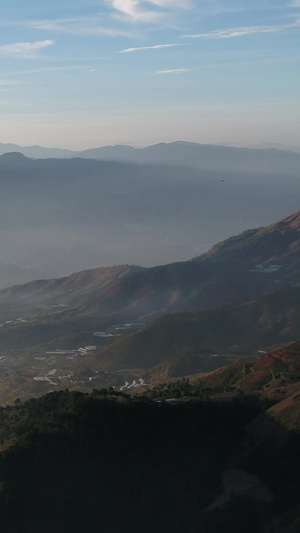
[0,152,31,165]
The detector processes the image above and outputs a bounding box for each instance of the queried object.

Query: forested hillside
[0,385,299,532]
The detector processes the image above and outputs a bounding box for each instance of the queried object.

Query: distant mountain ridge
[0,143,74,159]
[1,141,300,176]
[0,150,299,286]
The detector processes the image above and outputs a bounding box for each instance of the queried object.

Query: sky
[0,0,300,149]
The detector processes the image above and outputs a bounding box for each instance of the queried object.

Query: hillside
[51,209,300,321]
[0,210,297,346]
[80,286,300,375]
[198,210,300,267]
[0,286,298,404]
[1,209,297,322]
[188,340,300,399]
[0,264,142,315]
[0,385,299,532]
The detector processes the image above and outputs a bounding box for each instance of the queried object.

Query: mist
[0,144,300,288]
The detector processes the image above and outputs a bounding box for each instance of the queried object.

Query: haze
[0,145,299,288]
[0,0,300,149]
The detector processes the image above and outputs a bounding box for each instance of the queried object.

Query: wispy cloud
[109,0,190,22]
[110,0,161,22]
[28,17,130,37]
[156,68,189,74]
[182,22,300,39]
[120,43,181,53]
[0,40,54,59]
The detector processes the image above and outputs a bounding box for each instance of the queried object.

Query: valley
[0,171,298,533]
[0,209,297,403]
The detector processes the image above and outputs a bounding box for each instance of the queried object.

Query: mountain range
[0,142,299,287]
[1,140,300,174]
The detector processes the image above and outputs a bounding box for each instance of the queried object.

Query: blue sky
[0,0,300,148]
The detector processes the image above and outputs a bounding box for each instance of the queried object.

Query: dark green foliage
[0,388,278,533]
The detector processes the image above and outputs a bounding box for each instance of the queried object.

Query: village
[0,320,147,394]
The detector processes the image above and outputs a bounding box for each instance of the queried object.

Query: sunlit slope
[63,209,300,319]
[0,265,142,314]
[0,210,298,324]
[192,340,300,396]
[70,212,300,317]
[197,210,300,269]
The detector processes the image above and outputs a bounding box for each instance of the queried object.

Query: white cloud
[120,43,180,52]
[109,0,189,22]
[28,17,130,37]
[182,22,300,39]
[0,40,54,59]
[110,0,161,22]
[156,68,189,74]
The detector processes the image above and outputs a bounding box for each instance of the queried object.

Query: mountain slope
[188,340,300,398]
[0,265,143,324]
[70,209,300,320]
[0,210,298,323]
[198,210,300,268]
[0,388,281,533]
[80,286,300,373]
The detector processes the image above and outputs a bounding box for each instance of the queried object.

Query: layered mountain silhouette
[1,140,300,175]
[0,144,300,286]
